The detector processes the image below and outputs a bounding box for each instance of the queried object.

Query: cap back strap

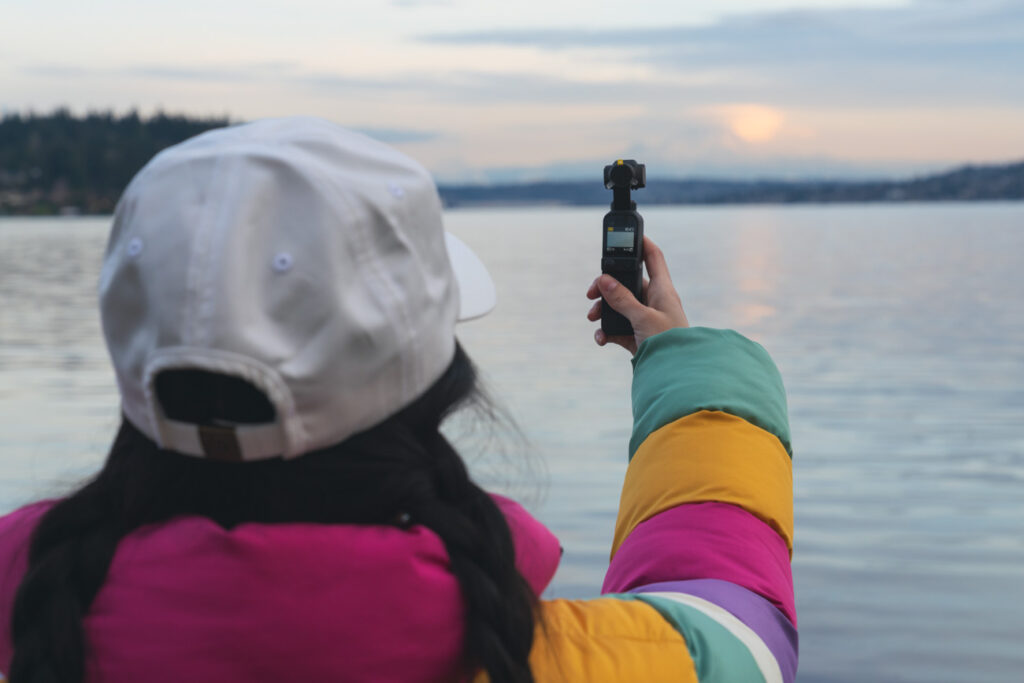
[198,424,244,462]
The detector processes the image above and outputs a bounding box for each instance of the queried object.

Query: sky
[3,0,1024,182]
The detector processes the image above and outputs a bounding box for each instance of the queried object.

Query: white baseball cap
[99,117,496,461]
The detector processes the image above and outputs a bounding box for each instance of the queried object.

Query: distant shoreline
[4,175,1022,217]
[3,198,1023,221]
[1,111,1022,215]
[436,162,1024,209]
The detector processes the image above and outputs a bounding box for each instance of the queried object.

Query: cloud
[22,61,303,84]
[20,64,95,78]
[12,1,1023,180]
[391,0,453,6]
[419,0,1024,107]
[421,1,1024,56]
[353,127,439,143]
[295,72,423,92]
[27,0,1022,113]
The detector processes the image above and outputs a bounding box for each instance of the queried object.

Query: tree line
[0,109,229,215]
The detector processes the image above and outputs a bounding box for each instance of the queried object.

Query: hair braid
[409,431,537,683]
[8,344,538,682]
[10,472,128,683]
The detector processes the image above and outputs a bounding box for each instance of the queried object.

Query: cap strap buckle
[198,424,244,462]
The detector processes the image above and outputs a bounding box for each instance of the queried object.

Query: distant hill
[437,161,1024,208]
[0,110,1021,215]
[0,110,229,215]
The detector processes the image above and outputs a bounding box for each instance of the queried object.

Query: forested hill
[0,111,229,215]
[1,111,1022,215]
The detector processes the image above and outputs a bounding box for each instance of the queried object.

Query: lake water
[1,204,1023,682]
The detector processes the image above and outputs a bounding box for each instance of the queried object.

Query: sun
[724,105,785,143]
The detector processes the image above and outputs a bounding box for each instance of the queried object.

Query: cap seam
[337,186,418,403]
[194,155,240,348]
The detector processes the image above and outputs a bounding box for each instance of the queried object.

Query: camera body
[601,159,645,336]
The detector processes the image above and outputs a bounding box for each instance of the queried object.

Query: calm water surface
[2,204,1023,682]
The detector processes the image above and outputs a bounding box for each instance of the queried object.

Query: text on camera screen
[606,225,635,249]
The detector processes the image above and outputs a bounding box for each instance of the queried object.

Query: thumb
[598,275,646,321]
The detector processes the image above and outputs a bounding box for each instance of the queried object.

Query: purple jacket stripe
[629,579,798,683]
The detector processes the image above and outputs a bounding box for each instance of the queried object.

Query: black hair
[9,343,537,682]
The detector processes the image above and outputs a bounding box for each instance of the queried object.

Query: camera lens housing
[604,159,646,190]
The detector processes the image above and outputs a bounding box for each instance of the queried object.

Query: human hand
[585,236,689,354]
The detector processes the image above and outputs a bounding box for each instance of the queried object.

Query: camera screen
[606,229,635,248]
[605,220,636,254]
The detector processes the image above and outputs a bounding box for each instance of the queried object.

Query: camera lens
[610,164,633,186]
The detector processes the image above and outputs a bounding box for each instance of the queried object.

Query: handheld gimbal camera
[601,159,646,336]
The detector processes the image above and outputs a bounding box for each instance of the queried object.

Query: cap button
[126,237,144,258]
[273,252,294,273]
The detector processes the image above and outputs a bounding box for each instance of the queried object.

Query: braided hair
[9,343,537,682]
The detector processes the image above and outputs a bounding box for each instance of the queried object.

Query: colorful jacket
[0,327,795,681]
[524,327,796,683]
